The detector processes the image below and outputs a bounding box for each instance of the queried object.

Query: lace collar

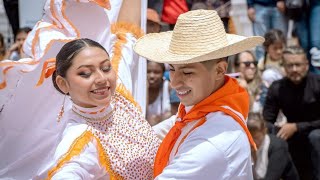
[72,103,114,123]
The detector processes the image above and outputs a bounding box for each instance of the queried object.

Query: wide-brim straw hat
[134,10,265,64]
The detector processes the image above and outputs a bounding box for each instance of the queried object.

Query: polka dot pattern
[74,92,160,179]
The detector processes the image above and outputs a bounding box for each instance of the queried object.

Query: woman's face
[58,46,117,108]
[147,62,164,89]
[237,52,257,82]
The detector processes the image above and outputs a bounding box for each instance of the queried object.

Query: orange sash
[154,76,256,177]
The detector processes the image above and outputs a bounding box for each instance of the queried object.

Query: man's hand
[276,1,285,13]
[247,7,256,22]
[277,123,297,140]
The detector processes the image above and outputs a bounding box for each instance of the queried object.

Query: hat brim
[134,31,264,64]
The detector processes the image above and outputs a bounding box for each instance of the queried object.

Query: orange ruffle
[116,83,142,112]
[91,0,111,10]
[110,22,144,112]
[110,22,144,74]
[47,130,125,179]
[0,66,14,89]
[111,32,127,74]
[36,58,56,87]
[111,22,144,39]
[47,131,93,179]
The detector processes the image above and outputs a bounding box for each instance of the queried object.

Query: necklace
[72,109,114,123]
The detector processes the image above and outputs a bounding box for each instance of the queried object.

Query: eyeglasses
[239,61,258,67]
[284,63,307,69]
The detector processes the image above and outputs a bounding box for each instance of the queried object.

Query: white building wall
[231,0,253,37]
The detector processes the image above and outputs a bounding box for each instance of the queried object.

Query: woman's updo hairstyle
[52,38,109,94]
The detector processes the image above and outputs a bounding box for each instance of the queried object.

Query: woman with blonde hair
[234,50,262,112]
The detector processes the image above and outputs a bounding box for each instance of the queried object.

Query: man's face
[147,20,161,34]
[169,62,222,106]
[283,54,309,84]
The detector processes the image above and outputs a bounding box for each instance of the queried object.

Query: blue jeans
[308,129,320,180]
[310,0,320,50]
[252,4,288,60]
[294,0,320,74]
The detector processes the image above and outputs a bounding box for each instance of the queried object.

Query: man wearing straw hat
[134,10,264,179]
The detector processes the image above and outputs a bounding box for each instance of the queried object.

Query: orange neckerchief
[154,76,257,177]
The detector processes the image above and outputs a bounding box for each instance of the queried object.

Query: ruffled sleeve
[36,124,108,179]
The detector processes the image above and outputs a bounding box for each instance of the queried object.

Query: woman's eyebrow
[77,59,109,69]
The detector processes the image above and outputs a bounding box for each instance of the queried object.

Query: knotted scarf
[154,76,256,177]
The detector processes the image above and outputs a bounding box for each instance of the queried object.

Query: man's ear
[215,60,228,80]
[56,75,69,94]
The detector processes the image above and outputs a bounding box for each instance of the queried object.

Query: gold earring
[57,94,66,122]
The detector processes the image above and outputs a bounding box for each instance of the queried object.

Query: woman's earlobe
[56,75,69,94]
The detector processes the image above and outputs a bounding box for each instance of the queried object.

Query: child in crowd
[258,29,286,76]
[258,29,286,109]
[248,113,299,180]
[4,27,31,61]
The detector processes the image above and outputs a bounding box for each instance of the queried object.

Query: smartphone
[226,72,241,78]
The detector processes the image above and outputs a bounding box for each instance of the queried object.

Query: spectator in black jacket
[263,46,320,180]
[248,113,299,180]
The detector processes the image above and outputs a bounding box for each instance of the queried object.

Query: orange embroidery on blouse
[47,130,93,179]
[94,135,124,180]
[116,83,141,112]
[87,92,159,179]
[47,92,160,179]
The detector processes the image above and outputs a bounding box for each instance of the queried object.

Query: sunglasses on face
[239,61,258,67]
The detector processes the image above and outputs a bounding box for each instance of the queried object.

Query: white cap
[310,47,320,67]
